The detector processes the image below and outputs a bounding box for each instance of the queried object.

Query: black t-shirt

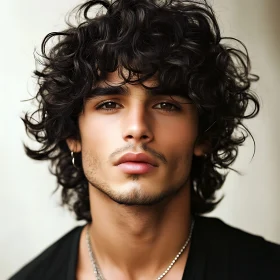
[9,216,280,280]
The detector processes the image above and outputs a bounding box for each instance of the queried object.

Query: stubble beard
[86,173,188,206]
[82,148,189,206]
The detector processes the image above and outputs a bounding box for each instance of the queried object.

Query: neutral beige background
[1,0,279,278]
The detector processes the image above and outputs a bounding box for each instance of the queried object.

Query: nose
[122,105,154,144]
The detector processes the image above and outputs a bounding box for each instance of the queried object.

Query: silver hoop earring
[71,151,77,168]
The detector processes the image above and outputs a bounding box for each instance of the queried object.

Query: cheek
[79,115,119,149]
[158,116,198,150]
[164,142,194,184]
[82,149,100,176]
[158,117,198,172]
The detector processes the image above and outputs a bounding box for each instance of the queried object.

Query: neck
[78,184,193,280]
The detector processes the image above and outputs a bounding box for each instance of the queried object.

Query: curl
[23,0,260,220]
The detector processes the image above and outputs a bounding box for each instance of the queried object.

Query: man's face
[73,71,203,205]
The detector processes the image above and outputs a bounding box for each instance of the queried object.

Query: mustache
[109,143,167,164]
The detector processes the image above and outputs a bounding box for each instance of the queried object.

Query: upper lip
[115,153,158,166]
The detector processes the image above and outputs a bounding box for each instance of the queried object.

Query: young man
[10,0,279,279]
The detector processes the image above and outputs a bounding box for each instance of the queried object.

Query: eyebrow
[88,85,128,98]
[87,85,192,103]
[87,85,155,99]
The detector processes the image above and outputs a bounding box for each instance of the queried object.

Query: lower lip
[117,162,156,174]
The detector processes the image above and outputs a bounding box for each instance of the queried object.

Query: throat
[76,185,193,280]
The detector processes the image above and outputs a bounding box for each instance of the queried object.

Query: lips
[115,153,158,174]
[115,153,158,167]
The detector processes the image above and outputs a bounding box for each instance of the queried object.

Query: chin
[106,182,181,206]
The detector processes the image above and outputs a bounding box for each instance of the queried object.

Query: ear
[66,138,82,153]
[193,140,211,157]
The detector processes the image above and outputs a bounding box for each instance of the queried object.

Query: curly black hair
[23,0,259,222]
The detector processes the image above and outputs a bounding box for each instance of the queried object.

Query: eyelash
[96,101,181,112]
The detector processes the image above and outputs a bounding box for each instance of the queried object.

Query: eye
[96,101,122,111]
[153,102,180,112]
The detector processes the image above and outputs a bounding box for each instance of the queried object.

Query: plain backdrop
[1,0,280,279]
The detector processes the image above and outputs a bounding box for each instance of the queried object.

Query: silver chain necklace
[86,219,195,280]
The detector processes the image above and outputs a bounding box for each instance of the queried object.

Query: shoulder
[195,216,280,279]
[8,226,84,280]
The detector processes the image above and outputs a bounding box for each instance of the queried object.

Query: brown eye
[96,101,121,110]
[153,102,180,111]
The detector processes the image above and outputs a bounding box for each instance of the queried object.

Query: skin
[68,71,205,280]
